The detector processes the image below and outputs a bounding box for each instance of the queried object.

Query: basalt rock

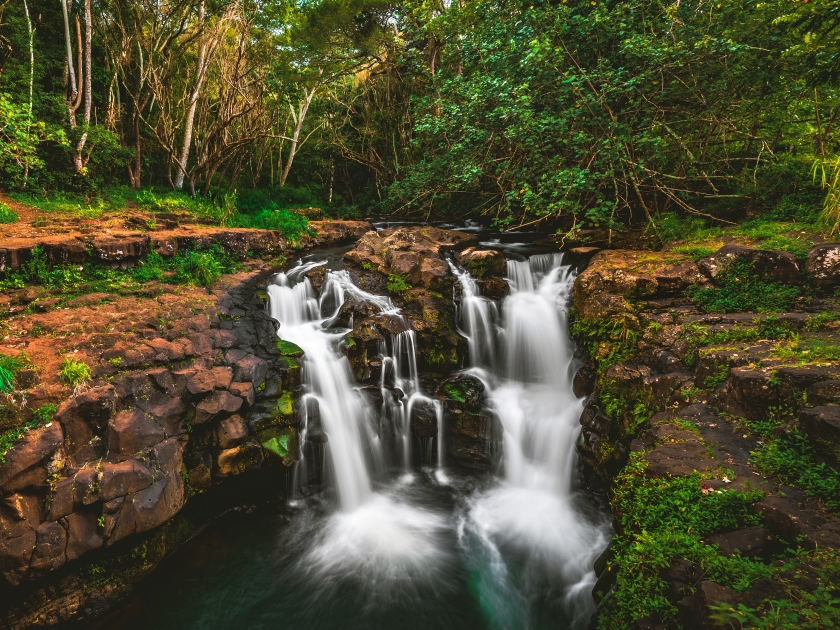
[0,421,63,494]
[806,243,840,290]
[698,244,801,283]
[799,405,840,463]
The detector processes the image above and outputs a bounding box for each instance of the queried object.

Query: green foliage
[276,339,304,357]
[234,208,314,245]
[689,261,802,313]
[173,245,239,288]
[386,274,411,294]
[569,310,639,372]
[600,454,768,627]
[59,357,91,388]
[32,403,57,425]
[0,201,19,223]
[130,251,166,283]
[771,337,840,365]
[750,429,840,514]
[0,353,25,393]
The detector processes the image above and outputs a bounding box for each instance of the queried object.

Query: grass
[750,429,840,514]
[0,353,26,393]
[0,243,241,296]
[0,200,18,223]
[59,357,91,388]
[688,260,802,313]
[10,185,317,244]
[771,337,840,365]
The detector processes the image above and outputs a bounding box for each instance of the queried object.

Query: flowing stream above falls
[96,249,611,630]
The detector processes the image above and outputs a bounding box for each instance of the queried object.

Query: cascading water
[455,253,611,629]
[105,248,611,630]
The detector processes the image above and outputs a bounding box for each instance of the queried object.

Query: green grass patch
[0,353,25,393]
[750,429,840,514]
[387,274,411,295]
[59,357,91,388]
[771,337,840,365]
[688,261,801,313]
[0,201,18,223]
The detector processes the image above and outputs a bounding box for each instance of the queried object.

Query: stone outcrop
[697,244,801,283]
[806,242,840,290]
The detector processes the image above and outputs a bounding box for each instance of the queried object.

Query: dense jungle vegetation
[0,0,838,234]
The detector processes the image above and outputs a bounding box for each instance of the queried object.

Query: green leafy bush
[0,354,25,393]
[0,201,18,223]
[59,357,91,388]
[173,245,238,288]
[386,274,411,294]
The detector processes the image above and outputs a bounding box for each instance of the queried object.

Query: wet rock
[298,220,373,249]
[799,406,840,462]
[216,414,249,449]
[216,442,264,476]
[228,382,255,406]
[698,244,801,283]
[29,521,67,578]
[100,459,153,501]
[457,248,506,279]
[195,390,243,425]
[806,243,840,289]
[0,421,63,494]
[705,526,775,558]
[63,511,103,562]
[233,354,269,387]
[409,398,439,438]
[185,451,213,492]
[108,409,165,457]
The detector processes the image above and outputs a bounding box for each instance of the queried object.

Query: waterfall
[268,266,381,511]
[456,253,610,628]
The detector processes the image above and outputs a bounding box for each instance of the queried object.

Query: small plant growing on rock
[386,274,411,295]
[60,357,91,391]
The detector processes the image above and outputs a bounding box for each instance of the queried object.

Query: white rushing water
[454,253,611,628]
[267,253,609,628]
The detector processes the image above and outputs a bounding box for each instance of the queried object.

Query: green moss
[688,260,802,313]
[443,382,467,404]
[387,274,411,294]
[262,433,291,458]
[276,339,304,357]
[275,392,294,417]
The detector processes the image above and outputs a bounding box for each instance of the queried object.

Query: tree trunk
[279,87,316,186]
[174,0,207,191]
[73,0,92,173]
[60,0,78,127]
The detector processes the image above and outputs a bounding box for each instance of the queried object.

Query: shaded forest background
[0,0,839,235]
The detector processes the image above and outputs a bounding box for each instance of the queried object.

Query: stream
[92,242,612,630]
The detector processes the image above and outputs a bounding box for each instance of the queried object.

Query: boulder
[0,421,63,494]
[216,442,264,476]
[806,243,840,289]
[212,366,234,389]
[228,382,255,406]
[216,414,249,449]
[705,526,775,558]
[807,380,840,406]
[408,397,439,438]
[753,496,812,543]
[457,248,506,278]
[71,467,101,506]
[41,237,88,266]
[64,511,103,562]
[99,459,153,502]
[176,367,216,397]
[194,390,243,425]
[29,521,67,578]
[107,409,165,457]
[233,354,269,387]
[698,244,801,283]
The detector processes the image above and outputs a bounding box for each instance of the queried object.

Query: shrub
[0,353,25,393]
[0,201,18,223]
[59,357,91,388]
[173,245,238,287]
[386,274,411,294]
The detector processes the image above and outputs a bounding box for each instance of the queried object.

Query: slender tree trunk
[73,0,92,173]
[279,87,316,186]
[61,0,78,127]
[175,0,207,191]
[23,0,34,183]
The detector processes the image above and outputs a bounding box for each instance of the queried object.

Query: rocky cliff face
[0,221,372,627]
[573,243,840,629]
